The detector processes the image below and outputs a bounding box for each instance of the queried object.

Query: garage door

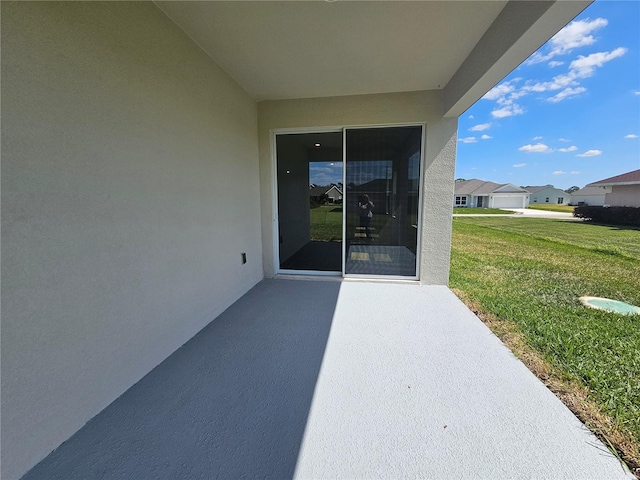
[491,196,523,208]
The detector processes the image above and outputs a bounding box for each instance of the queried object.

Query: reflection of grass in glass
[310,206,418,249]
[310,206,342,241]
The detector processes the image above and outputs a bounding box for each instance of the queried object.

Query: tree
[565,185,580,194]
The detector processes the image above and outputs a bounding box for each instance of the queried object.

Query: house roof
[571,185,607,196]
[309,185,342,197]
[156,1,590,116]
[524,185,563,194]
[454,179,528,196]
[588,169,640,187]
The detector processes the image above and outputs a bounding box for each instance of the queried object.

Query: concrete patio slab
[22,279,633,479]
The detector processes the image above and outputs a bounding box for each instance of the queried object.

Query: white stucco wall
[1,3,262,478]
[605,185,640,207]
[530,187,569,205]
[571,194,607,206]
[258,91,458,285]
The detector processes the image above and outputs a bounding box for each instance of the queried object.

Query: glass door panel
[276,131,343,273]
[344,126,422,277]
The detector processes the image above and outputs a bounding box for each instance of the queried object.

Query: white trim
[342,129,347,277]
[278,269,342,277]
[272,127,343,276]
[590,181,640,187]
[416,122,426,280]
[270,129,280,276]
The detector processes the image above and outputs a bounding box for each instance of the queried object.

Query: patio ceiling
[156,1,591,116]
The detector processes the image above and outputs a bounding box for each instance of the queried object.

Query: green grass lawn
[528,204,575,213]
[453,207,514,214]
[450,216,640,468]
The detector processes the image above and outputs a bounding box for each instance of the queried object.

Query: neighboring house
[3,2,591,478]
[454,179,530,209]
[588,169,640,207]
[525,185,570,205]
[309,185,343,204]
[569,185,609,206]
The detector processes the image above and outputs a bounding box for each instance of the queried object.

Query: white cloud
[513,163,527,168]
[570,171,581,175]
[553,171,567,175]
[468,114,475,119]
[483,80,519,100]
[548,87,587,103]
[526,18,608,65]
[576,149,602,157]
[634,91,640,96]
[624,134,639,139]
[533,136,543,140]
[459,136,478,144]
[484,41,625,113]
[519,143,553,153]
[558,138,571,142]
[570,48,627,78]
[480,135,493,140]
[553,170,580,175]
[559,146,578,152]
[548,61,565,68]
[521,47,626,102]
[469,123,491,132]
[491,104,524,118]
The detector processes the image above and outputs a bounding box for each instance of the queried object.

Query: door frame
[272,127,343,277]
[271,123,426,280]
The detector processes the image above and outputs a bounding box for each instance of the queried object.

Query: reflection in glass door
[276,131,343,273]
[344,126,422,277]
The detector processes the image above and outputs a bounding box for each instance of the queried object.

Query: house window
[558,197,564,204]
[455,196,467,206]
[533,197,537,203]
[545,197,549,203]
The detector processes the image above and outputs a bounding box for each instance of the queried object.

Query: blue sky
[456,0,640,190]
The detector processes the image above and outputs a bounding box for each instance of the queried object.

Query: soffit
[156,1,507,101]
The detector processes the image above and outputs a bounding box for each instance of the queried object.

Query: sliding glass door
[274,125,423,278]
[343,126,422,278]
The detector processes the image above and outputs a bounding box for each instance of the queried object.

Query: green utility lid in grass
[580,296,640,315]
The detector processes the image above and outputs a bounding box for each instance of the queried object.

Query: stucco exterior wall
[571,194,607,206]
[605,185,640,207]
[530,187,569,204]
[258,91,458,285]
[2,3,262,478]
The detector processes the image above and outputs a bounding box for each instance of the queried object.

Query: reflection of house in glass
[309,185,343,204]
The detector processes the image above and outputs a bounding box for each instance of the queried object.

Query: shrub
[574,205,640,227]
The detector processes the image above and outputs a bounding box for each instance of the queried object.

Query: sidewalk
[454,208,577,220]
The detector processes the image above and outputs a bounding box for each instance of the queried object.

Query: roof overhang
[156,0,591,117]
